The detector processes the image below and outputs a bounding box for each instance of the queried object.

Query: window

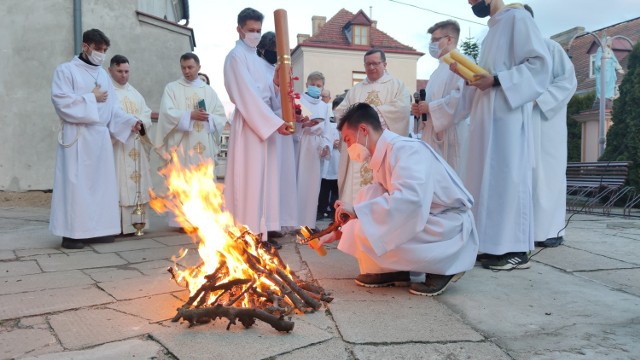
[352,25,369,46]
[352,71,366,86]
[589,54,596,78]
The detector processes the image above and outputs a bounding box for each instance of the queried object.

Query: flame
[150,152,291,308]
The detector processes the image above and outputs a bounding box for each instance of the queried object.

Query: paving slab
[48,308,164,350]
[83,267,144,283]
[1,270,94,295]
[34,252,128,272]
[439,263,640,359]
[20,338,171,360]
[353,342,511,360]
[0,285,114,320]
[299,245,360,280]
[117,245,193,263]
[532,245,637,271]
[0,328,63,359]
[151,316,333,360]
[90,238,168,253]
[106,293,186,322]
[0,250,15,260]
[0,259,41,277]
[0,227,61,250]
[98,273,185,300]
[274,338,350,359]
[15,248,62,257]
[152,234,194,246]
[575,268,640,297]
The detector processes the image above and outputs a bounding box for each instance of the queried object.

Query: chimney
[312,16,326,36]
[297,33,310,44]
[372,20,377,29]
[551,26,586,48]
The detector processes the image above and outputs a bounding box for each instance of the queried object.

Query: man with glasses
[411,20,468,177]
[333,49,410,204]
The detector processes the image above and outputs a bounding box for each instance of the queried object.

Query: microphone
[413,92,421,135]
[419,89,427,122]
[413,92,421,121]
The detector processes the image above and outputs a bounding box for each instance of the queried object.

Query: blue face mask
[307,85,322,98]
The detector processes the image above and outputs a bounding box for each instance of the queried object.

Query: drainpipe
[73,0,82,54]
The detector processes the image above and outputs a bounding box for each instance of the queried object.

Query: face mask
[428,42,441,59]
[472,0,491,18]
[347,130,371,163]
[307,85,322,98]
[87,48,106,66]
[263,49,278,65]
[242,31,261,48]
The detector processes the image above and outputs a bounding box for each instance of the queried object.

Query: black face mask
[263,49,278,65]
[472,0,491,18]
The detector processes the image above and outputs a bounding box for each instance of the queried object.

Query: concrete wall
[0,0,193,191]
[292,47,420,103]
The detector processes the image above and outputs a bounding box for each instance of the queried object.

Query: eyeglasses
[364,61,384,68]
[430,35,451,43]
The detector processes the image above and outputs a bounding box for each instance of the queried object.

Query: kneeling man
[319,103,478,296]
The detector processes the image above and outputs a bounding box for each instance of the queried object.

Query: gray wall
[0,0,193,191]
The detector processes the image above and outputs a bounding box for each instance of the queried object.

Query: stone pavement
[1,207,639,360]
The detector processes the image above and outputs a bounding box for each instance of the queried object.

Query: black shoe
[536,236,564,248]
[267,231,284,239]
[84,235,115,243]
[481,252,531,270]
[409,272,465,296]
[355,271,410,288]
[61,237,85,249]
[475,253,498,264]
[266,238,282,249]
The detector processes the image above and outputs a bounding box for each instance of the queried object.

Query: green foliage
[601,41,640,188]
[567,92,596,162]
[460,37,480,63]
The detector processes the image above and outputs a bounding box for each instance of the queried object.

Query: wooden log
[174,304,295,332]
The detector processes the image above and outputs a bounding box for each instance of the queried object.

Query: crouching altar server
[319,103,478,296]
[50,29,142,249]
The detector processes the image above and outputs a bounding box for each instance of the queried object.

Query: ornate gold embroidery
[128,148,140,161]
[121,96,139,115]
[193,121,204,132]
[364,90,382,106]
[193,142,206,154]
[360,161,373,186]
[188,93,202,111]
[129,170,141,184]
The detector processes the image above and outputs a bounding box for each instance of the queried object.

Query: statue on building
[595,38,625,100]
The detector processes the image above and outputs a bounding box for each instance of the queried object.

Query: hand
[468,72,494,91]
[411,103,420,118]
[273,64,280,87]
[92,85,108,103]
[302,119,319,128]
[618,68,625,75]
[317,230,342,246]
[333,139,340,149]
[191,109,209,121]
[277,122,293,135]
[132,120,143,133]
[320,145,330,158]
[334,200,356,222]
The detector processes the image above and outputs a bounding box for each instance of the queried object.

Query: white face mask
[88,49,106,66]
[242,31,261,48]
[428,42,441,59]
[347,130,371,163]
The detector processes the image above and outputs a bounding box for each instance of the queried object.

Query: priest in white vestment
[154,53,227,228]
[50,29,141,249]
[319,103,478,296]
[223,8,296,241]
[333,49,410,204]
[437,1,551,270]
[524,5,577,248]
[412,20,468,177]
[108,55,154,235]
[297,71,332,230]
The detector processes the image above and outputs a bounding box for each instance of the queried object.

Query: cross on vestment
[129,170,141,184]
[364,90,383,106]
[193,142,206,154]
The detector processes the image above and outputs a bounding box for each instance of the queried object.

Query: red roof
[292,9,423,56]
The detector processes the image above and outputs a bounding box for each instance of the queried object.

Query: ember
[150,153,332,332]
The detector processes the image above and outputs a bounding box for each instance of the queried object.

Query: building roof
[292,9,423,57]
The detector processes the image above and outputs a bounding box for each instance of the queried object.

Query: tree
[460,36,480,64]
[601,41,640,188]
[566,92,595,162]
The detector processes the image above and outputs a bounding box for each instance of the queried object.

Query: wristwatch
[492,75,501,87]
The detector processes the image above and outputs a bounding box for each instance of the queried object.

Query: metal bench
[566,161,632,215]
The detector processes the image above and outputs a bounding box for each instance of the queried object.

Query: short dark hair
[364,48,386,62]
[524,4,534,18]
[427,19,460,39]
[257,31,276,51]
[238,8,264,27]
[180,52,200,65]
[332,96,344,111]
[198,72,210,85]
[109,54,129,67]
[337,103,383,132]
[82,28,110,47]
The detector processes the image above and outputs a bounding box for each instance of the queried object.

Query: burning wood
[150,154,332,333]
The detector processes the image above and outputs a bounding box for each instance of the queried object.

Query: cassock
[112,80,154,234]
[297,93,331,228]
[50,56,138,239]
[422,56,468,177]
[532,39,577,241]
[338,130,478,275]
[333,73,410,203]
[154,77,227,227]
[223,40,298,237]
[432,8,551,255]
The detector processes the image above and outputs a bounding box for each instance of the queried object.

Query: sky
[187,0,639,112]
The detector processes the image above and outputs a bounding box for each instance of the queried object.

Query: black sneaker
[409,272,465,296]
[475,253,498,264]
[267,231,284,239]
[61,237,85,249]
[355,271,410,288]
[481,252,531,270]
[536,236,564,248]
